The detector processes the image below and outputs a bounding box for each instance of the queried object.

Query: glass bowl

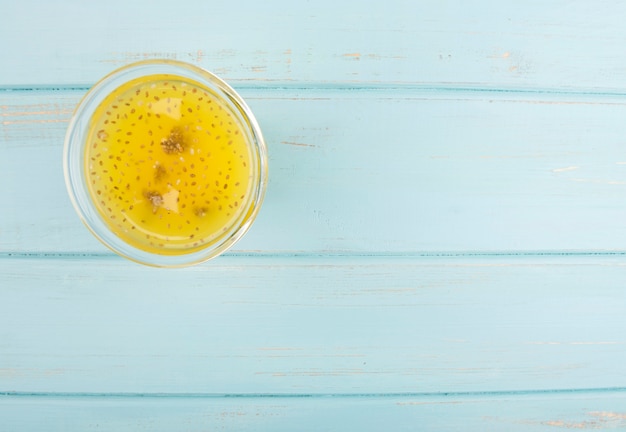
[64,60,268,267]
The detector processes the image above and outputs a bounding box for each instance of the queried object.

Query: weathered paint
[1,0,626,429]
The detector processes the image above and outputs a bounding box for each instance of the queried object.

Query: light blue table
[2,1,626,429]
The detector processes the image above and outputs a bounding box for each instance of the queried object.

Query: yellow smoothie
[85,75,253,255]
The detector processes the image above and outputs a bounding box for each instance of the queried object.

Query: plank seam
[3,387,626,399]
[2,250,626,260]
[4,83,626,100]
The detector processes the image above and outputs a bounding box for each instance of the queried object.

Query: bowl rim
[63,59,268,267]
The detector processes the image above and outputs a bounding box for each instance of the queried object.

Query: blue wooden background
[2,0,626,429]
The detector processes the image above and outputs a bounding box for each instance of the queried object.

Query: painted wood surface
[3,391,626,432]
[4,88,626,254]
[2,255,626,395]
[2,0,626,91]
[2,0,626,429]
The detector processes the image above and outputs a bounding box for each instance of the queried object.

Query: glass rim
[63,59,268,267]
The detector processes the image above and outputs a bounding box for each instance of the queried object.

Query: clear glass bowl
[64,60,268,267]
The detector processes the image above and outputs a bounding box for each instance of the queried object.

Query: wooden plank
[3,88,626,253]
[2,0,626,89]
[2,255,625,394]
[2,391,626,431]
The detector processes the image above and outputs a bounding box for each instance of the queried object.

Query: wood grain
[2,0,626,90]
[2,255,625,394]
[3,88,626,254]
[2,391,626,431]
[3,1,626,428]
